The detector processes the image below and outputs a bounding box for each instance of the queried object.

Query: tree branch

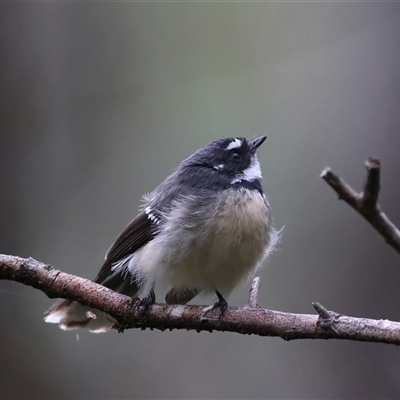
[321,158,400,255]
[2,254,400,345]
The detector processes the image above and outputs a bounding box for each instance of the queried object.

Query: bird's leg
[212,290,228,320]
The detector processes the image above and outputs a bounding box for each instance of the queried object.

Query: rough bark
[2,254,400,345]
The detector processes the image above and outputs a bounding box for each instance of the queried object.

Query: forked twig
[321,158,400,254]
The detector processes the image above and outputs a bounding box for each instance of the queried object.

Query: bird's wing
[94,210,158,285]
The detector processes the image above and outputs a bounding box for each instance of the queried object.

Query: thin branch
[321,158,400,255]
[247,277,261,307]
[2,254,400,345]
[362,157,380,209]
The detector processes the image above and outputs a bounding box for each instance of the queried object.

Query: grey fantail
[45,136,280,332]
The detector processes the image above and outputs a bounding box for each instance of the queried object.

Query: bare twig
[362,158,380,209]
[247,277,261,307]
[312,302,332,320]
[2,254,400,345]
[312,302,340,334]
[321,158,400,255]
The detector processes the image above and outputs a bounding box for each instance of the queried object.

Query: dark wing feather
[94,210,157,285]
[165,287,201,304]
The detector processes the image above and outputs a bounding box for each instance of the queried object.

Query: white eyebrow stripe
[226,138,242,150]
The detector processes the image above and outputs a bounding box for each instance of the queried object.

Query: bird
[45,135,280,332]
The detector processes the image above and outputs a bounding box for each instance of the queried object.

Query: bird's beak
[249,136,267,151]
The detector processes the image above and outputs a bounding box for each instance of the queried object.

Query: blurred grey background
[1,2,400,399]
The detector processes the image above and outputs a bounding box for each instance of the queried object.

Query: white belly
[134,188,272,297]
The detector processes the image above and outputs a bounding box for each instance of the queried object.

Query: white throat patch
[231,155,262,184]
[226,138,242,150]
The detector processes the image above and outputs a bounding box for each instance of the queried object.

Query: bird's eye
[231,151,241,160]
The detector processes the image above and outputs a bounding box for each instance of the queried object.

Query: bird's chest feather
[209,188,270,264]
[188,188,271,291]
[152,188,271,292]
[216,189,269,238]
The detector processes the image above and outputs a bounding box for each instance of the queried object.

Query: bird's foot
[138,288,156,316]
[201,290,228,321]
[212,291,228,320]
